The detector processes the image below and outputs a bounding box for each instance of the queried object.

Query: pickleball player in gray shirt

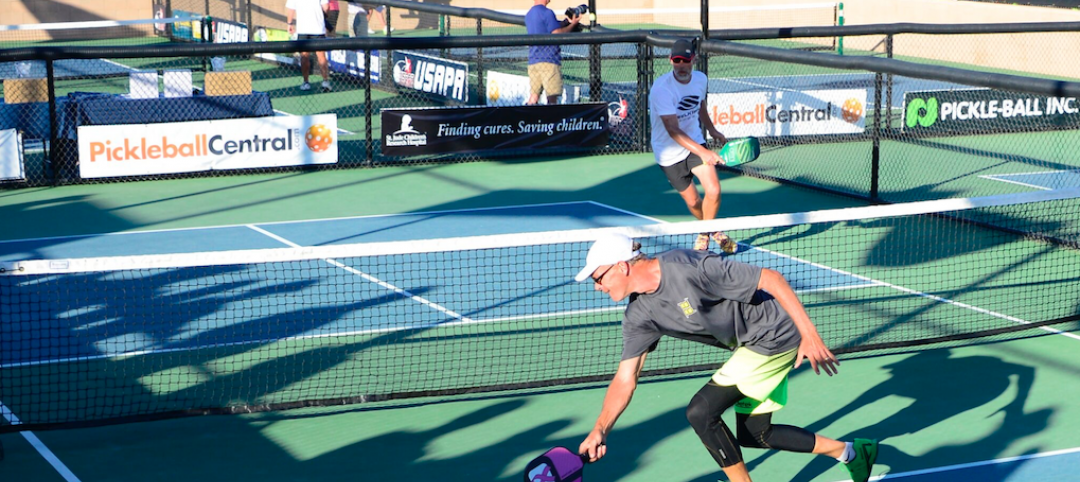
[573,233,878,482]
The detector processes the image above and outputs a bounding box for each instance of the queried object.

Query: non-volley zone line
[980,169,1080,191]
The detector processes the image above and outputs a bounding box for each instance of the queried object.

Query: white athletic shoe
[300,82,311,91]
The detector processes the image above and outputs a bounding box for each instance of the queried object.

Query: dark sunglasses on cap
[671,56,692,64]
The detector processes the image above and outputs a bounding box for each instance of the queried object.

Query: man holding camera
[525,0,582,105]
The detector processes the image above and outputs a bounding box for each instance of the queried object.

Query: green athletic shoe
[845,438,878,482]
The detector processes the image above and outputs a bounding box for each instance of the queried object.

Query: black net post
[698,0,708,76]
[588,48,601,102]
[871,72,882,200]
[201,17,211,75]
[588,0,600,101]
[165,0,174,39]
[885,34,894,131]
[46,60,60,185]
[477,19,485,105]
[637,42,653,152]
[364,49,374,166]
[246,0,254,41]
[384,9,395,92]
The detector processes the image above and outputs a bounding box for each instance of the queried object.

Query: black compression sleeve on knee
[736,413,816,453]
[685,381,745,467]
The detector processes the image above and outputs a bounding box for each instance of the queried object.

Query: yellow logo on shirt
[678,298,696,318]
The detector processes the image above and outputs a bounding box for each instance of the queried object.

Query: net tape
[5,186,1077,276]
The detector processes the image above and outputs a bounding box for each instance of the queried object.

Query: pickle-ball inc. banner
[381,103,610,156]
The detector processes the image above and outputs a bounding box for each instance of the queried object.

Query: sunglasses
[591,264,616,284]
[671,57,693,64]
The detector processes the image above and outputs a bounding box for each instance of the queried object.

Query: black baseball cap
[670,39,694,60]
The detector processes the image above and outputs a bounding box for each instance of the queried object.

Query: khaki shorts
[528,62,563,98]
[712,347,797,415]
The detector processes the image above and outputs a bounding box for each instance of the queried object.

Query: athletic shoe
[321,81,332,92]
[383,27,394,34]
[300,82,311,91]
[367,29,375,34]
[693,233,711,251]
[844,438,878,482]
[713,232,737,254]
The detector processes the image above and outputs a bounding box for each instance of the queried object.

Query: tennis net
[1,188,1078,431]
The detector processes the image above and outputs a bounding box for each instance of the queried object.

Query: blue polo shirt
[525,5,562,65]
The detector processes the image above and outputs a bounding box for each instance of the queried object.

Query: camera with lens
[565,4,589,18]
[560,4,589,31]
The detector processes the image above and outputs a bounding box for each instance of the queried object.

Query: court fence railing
[2,13,1080,205]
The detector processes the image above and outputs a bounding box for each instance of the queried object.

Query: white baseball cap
[574,233,639,282]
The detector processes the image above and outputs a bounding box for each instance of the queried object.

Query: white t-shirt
[286,0,329,35]
[347,1,366,14]
[649,71,708,167]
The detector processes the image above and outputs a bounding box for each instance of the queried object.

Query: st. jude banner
[381,103,610,156]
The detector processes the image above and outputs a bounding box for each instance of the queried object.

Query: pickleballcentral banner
[381,103,610,156]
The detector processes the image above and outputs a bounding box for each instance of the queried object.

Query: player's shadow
[741,348,1051,481]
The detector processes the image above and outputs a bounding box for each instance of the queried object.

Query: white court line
[981,169,1080,191]
[830,445,1080,481]
[0,18,183,31]
[586,200,667,224]
[274,109,354,137]
[247,224,474,324]
[0,200,604,245]
[978,175,1053,191]
[1,401,82,482]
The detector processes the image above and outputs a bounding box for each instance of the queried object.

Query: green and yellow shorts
[711,347,797,415]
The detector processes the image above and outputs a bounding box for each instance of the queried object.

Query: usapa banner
[381,103,609,156]
[392,51,469,103]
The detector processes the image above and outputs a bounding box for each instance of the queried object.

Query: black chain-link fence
[3,2,1080,207]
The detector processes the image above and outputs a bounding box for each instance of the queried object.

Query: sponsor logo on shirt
[678,298,696,318]
[677,95,701,111]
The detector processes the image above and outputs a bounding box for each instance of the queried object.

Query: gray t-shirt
[621,249,801,360]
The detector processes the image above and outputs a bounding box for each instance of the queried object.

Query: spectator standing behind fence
[525,0,580,105]
[364,4,393,34]
[287,0,333,92]
[347,1,368,37]
[324,0,341,36]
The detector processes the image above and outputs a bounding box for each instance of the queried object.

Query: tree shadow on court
[740,349,1052,482]
[296,397,692,481]
[0,195,142,246]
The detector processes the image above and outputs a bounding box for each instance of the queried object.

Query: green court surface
[1,144,1079,481]
[0,152,864,240]
[4,25,1080,481]
[1,334,1078,481]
